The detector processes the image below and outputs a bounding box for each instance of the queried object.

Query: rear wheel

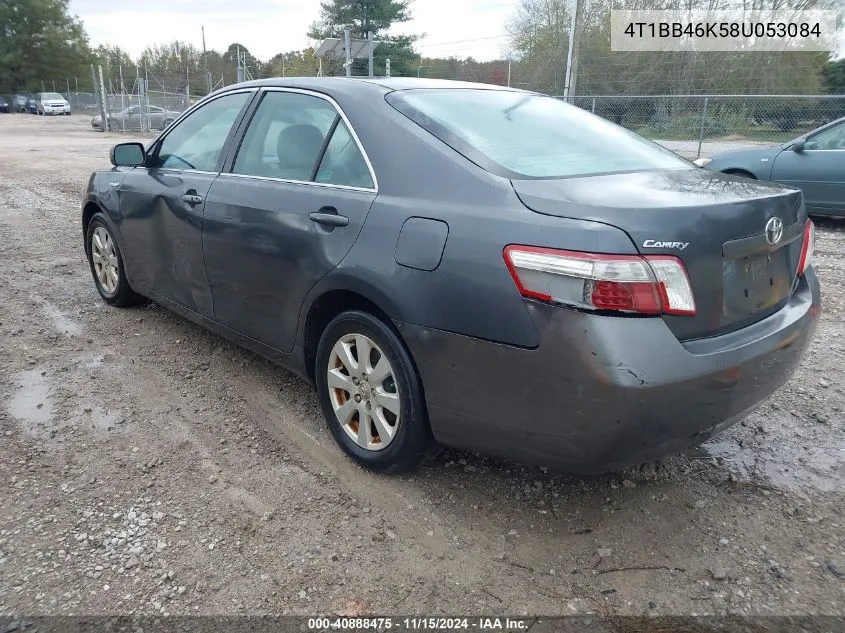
[85,213,143,306]
[315,311,434,473]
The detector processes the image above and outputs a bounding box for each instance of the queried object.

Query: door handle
[309,212,349,227]
[181,194,204,206]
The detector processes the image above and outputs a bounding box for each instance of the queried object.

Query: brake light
[503,246,696,316]
[796,219,815,277]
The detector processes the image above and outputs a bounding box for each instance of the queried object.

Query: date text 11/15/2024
[307,617,529,631]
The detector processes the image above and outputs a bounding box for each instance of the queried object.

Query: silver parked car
[36,92,71,115]
[91,105,181,131]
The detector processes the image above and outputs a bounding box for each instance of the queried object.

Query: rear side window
[233,91,374,189]
[316,121,374,189]
[233,91,337,181]
[386,89,691,179]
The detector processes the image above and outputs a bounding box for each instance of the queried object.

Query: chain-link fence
[28,80,845,158]
[59,89,192,134]
[566,94,845,159]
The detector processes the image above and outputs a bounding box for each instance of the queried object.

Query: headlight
[693,158,712,167]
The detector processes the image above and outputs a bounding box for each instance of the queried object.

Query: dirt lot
[1,114,843,618]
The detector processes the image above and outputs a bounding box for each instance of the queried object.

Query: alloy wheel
[327,333,401,451]
[91,226,119,294]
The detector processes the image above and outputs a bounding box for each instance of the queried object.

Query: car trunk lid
[512,168,806,341]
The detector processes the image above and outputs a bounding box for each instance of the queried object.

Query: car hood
[706,144,785,167]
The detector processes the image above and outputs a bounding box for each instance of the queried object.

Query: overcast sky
[68,0,517,61]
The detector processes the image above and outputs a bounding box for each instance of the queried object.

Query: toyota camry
[81,78,820,474]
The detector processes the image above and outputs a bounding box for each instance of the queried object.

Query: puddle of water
[42,304,83,337]
[704,438,845,493]
[82,406,120,432]
[7,369,52,430]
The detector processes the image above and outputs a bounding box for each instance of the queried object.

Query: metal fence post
[591,97,596,114]
[696,97,709,160]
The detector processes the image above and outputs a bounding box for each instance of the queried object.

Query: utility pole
[507,54,512,87]
[344,29,352,77]
[368,31,374,78]
[563,0,584,102]
[202,26,211,94]
[96,65,109,132]
[119,64,125,111]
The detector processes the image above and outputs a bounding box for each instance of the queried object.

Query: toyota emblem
[765,217,784,246]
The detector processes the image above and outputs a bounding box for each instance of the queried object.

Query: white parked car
[36,92,71,116]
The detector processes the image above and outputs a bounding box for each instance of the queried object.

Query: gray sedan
[696,116,845,217]
[91,105,181,131]
[80,78,820,474]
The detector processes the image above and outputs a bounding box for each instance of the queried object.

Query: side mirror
[110,142,146,167]
[792,139,805,153]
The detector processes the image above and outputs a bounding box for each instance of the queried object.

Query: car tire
[85,213,144,307]
[315,310,435,474]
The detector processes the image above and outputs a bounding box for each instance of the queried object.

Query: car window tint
[315,120,374,189]
[233,91,337,181]
[806,121,845,150]
[387,89,691,179]
[157,92,250,171]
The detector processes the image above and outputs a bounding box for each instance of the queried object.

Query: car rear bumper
[399,269,820,473]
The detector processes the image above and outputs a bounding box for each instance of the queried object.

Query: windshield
[43,93,64,100]
[386,89,691,179]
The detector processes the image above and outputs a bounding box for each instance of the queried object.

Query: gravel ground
[1,114,844,618]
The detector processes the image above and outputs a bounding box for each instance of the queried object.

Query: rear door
[771,119,845,214]
[118,90,254,316]
[202,88,377,352]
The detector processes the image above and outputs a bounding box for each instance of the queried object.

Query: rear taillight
[797,219,815,277]
[503,246,696,316]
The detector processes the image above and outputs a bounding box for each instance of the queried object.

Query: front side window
[233,91,337,181]
[805,121,845,150]
[157,92,250,171]
[387,89,691,179]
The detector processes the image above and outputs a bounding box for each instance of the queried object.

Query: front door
[202,89,378,352]
[771,119,845,214]
[118,91,253,316]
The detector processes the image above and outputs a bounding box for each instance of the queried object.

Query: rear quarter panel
[297,89,638,348]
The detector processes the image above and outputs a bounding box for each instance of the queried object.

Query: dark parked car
[0,96,8,113]
[81,78,820,474]
[696,116,845,217]
[12,94,32,112]
[25,96,38,114]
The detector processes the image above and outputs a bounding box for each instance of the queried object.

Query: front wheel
[85,213,144,306]
[315,311,434,473]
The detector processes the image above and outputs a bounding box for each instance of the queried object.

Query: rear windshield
[386,89,691,179]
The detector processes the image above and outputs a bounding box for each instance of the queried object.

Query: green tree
[0,0,92,93]
[265,49,321,78]
[821,59,845,94]
[308,0,419,76]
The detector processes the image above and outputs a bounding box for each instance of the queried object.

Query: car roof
[224,76,528,97]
